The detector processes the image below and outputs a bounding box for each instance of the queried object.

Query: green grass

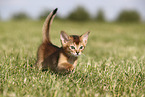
[0,20,145,97]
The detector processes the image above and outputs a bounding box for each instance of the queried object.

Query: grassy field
[0,20,145,97]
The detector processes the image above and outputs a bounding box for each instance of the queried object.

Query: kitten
[35,8,90,73]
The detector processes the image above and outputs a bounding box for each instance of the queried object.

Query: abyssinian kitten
[35,8,90,73]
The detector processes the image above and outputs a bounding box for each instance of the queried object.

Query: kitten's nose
[76,51,79,55]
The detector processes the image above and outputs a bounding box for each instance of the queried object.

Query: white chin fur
[71,52,81,57]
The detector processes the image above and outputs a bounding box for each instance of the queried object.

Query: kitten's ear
[60,31,70,45]
[81,31,90,45]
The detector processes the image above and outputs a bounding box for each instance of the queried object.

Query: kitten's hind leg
[34,59,43,70]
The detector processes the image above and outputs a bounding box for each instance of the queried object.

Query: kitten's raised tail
[42,8,58,43]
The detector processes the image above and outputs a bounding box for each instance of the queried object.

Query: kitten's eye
[70,46,75,49]
[80,46,84,49]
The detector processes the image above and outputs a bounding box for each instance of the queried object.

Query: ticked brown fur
[35,8,90,73]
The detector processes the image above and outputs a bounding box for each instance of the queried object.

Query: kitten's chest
[67,56,77,64]
[58,53,77,66]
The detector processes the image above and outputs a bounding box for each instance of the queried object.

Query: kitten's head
[60,31,90,57]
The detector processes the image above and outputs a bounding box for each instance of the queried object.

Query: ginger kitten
[35,8,90,73]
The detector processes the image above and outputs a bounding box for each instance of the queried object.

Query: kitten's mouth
[72,52,81,57]
[67,52,76,57]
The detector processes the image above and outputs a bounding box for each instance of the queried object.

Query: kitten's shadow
[42,69,74,76]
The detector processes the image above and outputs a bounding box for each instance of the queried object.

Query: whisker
[81,53,86,57]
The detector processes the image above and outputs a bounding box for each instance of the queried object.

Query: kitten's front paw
[66,65,74,72]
